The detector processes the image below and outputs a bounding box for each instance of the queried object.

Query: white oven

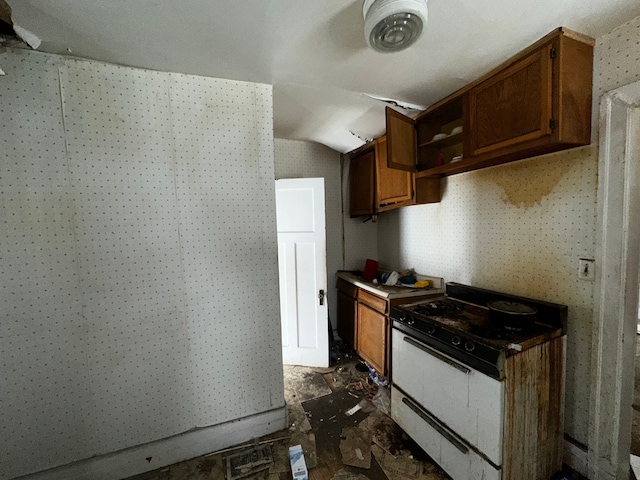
[391,327,503,480]
[389,283,567,480]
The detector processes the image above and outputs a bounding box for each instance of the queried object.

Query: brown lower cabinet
[356,290,389,376]
[336,277,438,381]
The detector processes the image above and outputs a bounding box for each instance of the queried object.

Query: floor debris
[330,468,370,480]
[290,432,317,469]
[288,403,313,433]
[225,445,273,480]
[123,356,449,480]
[339,427,372,469]
[345,404,362,416]
[359,411,406,456]
[289,444,309,480]
[284,365,333,403]
[371,445,419,479]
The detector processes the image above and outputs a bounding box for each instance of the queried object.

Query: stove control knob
[464,341,476,352]
[407,319,415,326]
[426,325,436,335]
[399,314,406,322]
[451,336,461,346]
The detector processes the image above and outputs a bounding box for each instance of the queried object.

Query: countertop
[336,271,445,299]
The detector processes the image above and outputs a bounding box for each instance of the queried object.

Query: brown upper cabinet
[349,145,376,217]
[387,27,594,178]
[349,135,439,217]
[375,136,414,210]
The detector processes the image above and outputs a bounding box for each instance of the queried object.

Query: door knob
[318,289,325,306]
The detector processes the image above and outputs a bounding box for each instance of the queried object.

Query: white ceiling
[7,0,640,153]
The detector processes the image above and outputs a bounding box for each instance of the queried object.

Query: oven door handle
[402,336,471,375]
[401,396,469,455]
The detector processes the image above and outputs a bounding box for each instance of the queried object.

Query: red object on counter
[362,259,378,281]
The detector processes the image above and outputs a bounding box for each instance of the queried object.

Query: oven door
[391,386,501,480]
[391,327,504,466]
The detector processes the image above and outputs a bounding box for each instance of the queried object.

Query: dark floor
[124,349,448,480]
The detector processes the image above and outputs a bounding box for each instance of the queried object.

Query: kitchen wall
[0,49,285,479]
[371,13,640,454]
[274,139,343,333]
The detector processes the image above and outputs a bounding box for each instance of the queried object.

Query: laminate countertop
[336,271,445,299]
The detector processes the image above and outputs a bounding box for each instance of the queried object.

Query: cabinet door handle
[403,336,470,374]
[401,396,469,454]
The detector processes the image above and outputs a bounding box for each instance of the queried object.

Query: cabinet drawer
[336,278,358,299]
[358,289,388,313]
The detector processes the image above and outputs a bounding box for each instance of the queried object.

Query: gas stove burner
[414,300,465,317]
[468,324,512,340]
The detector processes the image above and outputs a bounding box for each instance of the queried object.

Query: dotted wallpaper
[593,15,640,117]
[58,60,194,454]
[0,50,95,475]
[1,49,282,479]
[372,14,640,447]
[274,139,342,331]
[377,146,598,443]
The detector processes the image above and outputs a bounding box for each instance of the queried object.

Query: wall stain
[474,146,595,209]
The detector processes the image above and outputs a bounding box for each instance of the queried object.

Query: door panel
[276,178,328,367]
[295,242,319,348]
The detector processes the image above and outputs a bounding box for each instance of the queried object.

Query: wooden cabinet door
[468,44,553,157]
[357,302,387,376]
[349,148,375,217]
[337,290,357,348]
[386,107,417,172]
[375,136,413,209]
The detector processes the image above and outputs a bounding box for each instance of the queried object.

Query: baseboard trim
[17,406,288,480]
[564,437,589,478]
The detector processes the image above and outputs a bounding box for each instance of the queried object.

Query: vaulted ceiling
[6,0,640,153]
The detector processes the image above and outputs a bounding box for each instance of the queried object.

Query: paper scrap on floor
[289,444,309,480]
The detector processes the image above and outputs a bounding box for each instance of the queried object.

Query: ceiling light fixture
[363,0,428,53]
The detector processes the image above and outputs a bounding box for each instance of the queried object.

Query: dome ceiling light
[363,0,428,53]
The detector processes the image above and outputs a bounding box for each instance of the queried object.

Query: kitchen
[2,2,640,480]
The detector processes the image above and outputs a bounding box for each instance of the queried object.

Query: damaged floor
[124,354,449,480]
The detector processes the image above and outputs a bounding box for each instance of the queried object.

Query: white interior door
[276,178,328,367]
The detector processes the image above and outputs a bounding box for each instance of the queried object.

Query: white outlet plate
[579,258,595,281]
